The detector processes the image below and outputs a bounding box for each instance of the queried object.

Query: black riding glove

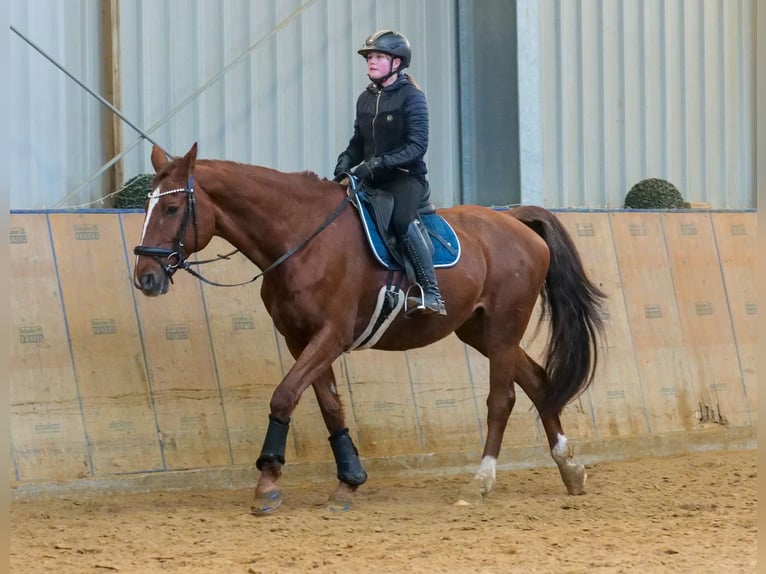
[333,158,352,181]
[351,157,383,183]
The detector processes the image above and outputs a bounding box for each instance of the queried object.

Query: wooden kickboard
[711,212,757,423]
[405,335,482,453]
[122,213,231,470]
[609,212,700,434]
[9,209,757,487]
[662,212,750,427]
[48,213,163,475]
[557,212,648,438]
[194,237,287,466]
[10,214,91,482]
[342,349,423,456]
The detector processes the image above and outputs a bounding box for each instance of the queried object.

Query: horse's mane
[154,156,334,198]
[292,170,325,182]
[199,160,327,182]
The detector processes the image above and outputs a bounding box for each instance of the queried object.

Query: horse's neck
[204,164,339,269]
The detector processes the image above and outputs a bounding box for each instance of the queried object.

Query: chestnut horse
[133,143,606,513]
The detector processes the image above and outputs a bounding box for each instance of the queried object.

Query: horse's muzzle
[134,245,178,296]
[134,270,169,296]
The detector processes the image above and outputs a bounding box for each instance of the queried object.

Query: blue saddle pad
[356,192,461,270]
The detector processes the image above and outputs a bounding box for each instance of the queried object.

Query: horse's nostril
[140,274,155,292]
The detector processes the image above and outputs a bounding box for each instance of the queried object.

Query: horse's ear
[151,144,170,172]
[178,142,198,181]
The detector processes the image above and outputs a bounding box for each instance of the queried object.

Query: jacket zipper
[372,89,382,156]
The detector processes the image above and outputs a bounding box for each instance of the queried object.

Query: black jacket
[337,74,428,182]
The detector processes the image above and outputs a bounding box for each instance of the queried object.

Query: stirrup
[405,284,446,316]
[404,283,427,315]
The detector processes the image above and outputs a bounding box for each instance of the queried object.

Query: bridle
[133,176,199,284]
[134,175,353,288]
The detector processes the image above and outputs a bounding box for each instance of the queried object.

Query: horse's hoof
[455,479,484,506]
[251,489,283,515]
[562,464,588,495]
[326,493,352,512]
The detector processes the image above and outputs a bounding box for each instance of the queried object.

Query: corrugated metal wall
[9,1,756,210]
[10,0,107,209]
[117,0,461,209]
[9,0,460,210]
[538,0,755,208]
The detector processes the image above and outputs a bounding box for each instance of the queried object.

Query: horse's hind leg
[455,343,518,505]
[515,349,587,495]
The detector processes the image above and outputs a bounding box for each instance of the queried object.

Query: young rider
[334,30,447,316]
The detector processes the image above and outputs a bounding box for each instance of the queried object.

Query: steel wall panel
[117,0,461,209]
[10,0,107,209]
[11,1,755,210]
[538,0,755,208]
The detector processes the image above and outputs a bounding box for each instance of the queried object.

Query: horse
[133,142,607,513]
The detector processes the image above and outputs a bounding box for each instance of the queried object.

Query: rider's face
[366,52,400,80]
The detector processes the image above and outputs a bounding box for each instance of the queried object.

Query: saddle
[342,176,460,351]
[350,182,461,270]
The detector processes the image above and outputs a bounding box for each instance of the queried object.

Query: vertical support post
[101,0,123,205]
[517,0,543,206]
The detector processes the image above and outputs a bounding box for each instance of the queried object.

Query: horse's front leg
[251,329,361,514]
[311,368,367,511]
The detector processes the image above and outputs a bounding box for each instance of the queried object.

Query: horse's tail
[510,205,607,414]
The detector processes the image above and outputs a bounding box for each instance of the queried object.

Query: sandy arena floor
[10,449,756,573]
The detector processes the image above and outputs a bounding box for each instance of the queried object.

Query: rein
[134,181,352,288]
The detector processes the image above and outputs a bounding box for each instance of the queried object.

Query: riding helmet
[357,30,411,69]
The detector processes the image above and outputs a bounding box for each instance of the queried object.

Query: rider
[334,30,447,316]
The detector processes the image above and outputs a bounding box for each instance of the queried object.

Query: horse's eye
[165,205,180,216]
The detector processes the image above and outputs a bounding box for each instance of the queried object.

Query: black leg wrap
[329,428,368,486]
[256,414,290,471]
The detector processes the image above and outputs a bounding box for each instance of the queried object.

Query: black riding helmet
[357,30,411,70]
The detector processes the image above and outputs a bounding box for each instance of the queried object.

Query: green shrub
[623,178,685,209]
[113,173,154,209]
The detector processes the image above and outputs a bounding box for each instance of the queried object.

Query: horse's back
[439,204,549,262]
[434,204,551,304]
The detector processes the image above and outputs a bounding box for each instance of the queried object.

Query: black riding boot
[399,222,447,316]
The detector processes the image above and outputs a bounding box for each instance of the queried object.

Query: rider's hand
[333,160,351,181]
[351,157,382,182]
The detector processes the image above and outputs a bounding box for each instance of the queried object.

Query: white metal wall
[117,0,461,209]
[9,0,460,210]
[10,0,106,209]
[537,0,755,208]
[9,1,756,210]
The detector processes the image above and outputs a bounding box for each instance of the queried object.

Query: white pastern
[473,456,497,494]
[550,432,587,494]
[551,433,571,463]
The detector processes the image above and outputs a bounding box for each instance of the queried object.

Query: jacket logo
[386,114,394,122]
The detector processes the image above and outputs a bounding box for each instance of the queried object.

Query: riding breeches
[380,174,429,238]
